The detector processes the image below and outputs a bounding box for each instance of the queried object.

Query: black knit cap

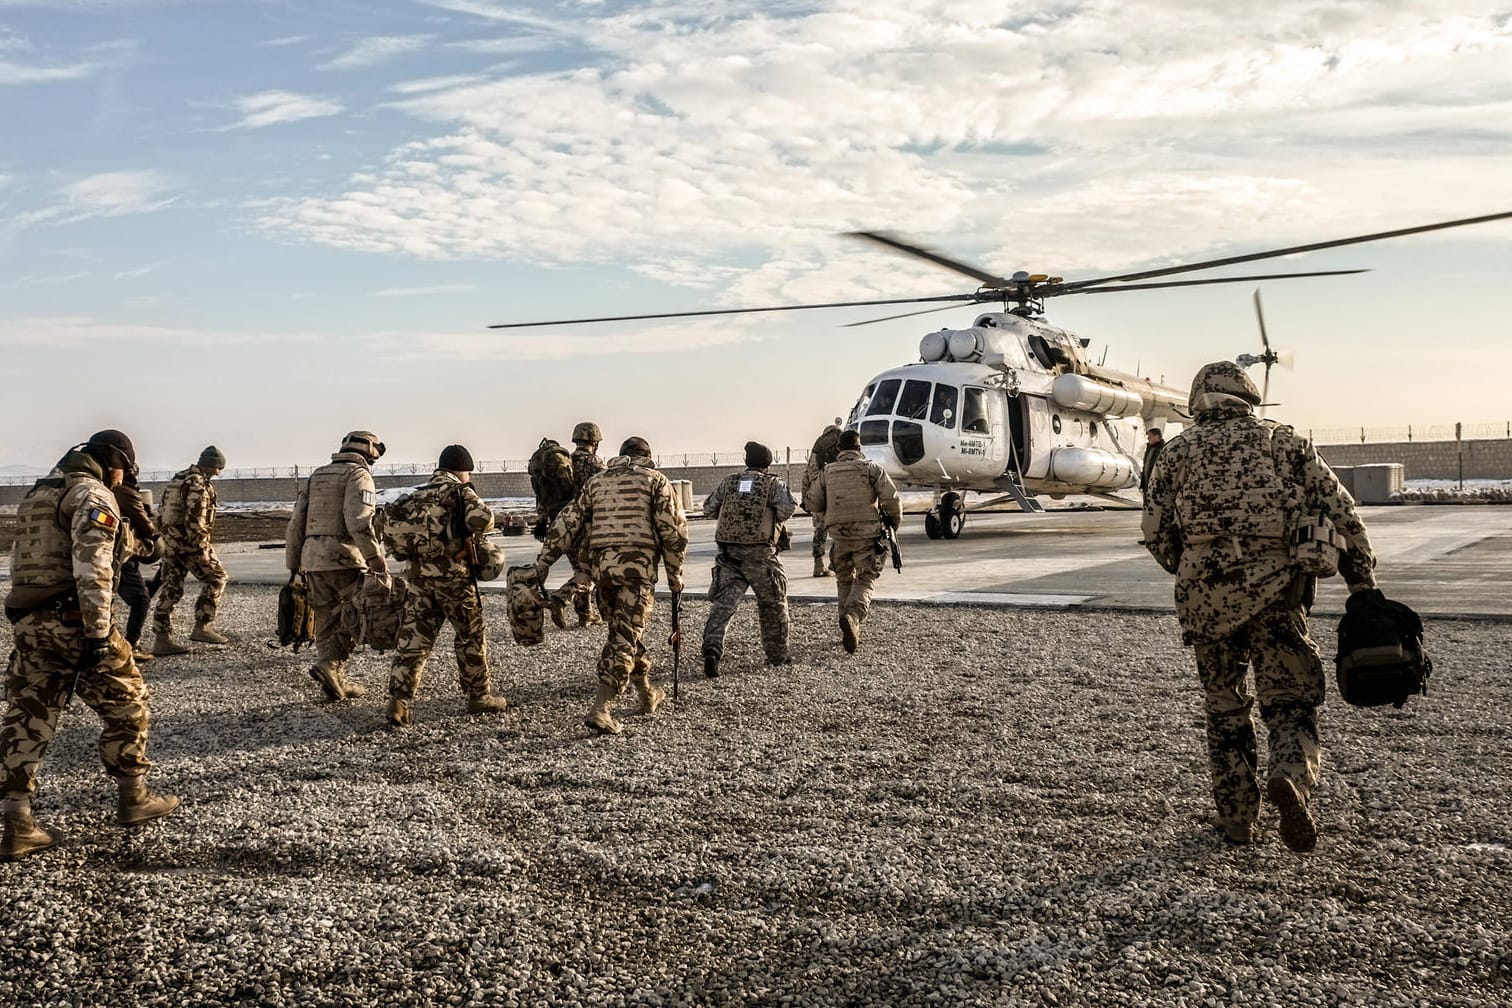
[85,429,136,469]
[838,429,861,451]
[438,444,475,472]
[744,441,773,469]
[619,436,652,458]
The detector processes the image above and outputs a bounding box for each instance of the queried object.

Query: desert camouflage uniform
[538,455,688,691]
[286,450,384,690]
[3,451,154,797]
[702,468,797,664]
[803,426,842,565]
[1142,362,1376,840]
[551,445,607,623]
[805,448,901,629]
[152,465,226,635]
[389,471,498,704]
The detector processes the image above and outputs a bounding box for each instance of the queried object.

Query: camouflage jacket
[111,482,160,571]
[571,446,604,491]
[160,464,217,555]
[287,452,383,573]
[401,470,496,580]
[704,469,796,546]
[5,450,120,637]
[1142,399,1376,641]
[538,455,688,584]
[805,449,901,540]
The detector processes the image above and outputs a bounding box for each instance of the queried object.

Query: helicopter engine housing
[1051,373,1143,417]
[1046,446,1137,490]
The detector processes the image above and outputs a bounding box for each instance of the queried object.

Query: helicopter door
[1018,395,1054,480]
[960,386,1008,478]
[1007,394,1029,475]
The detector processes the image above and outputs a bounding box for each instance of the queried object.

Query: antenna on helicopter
[1236,289,1295,419]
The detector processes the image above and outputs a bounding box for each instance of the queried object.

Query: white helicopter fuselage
[846,312,1188,500]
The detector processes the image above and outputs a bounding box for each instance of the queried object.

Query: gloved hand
[531,518,548,541]
[367,552,388,574]
[80,635,112,667]
[667,572,685,593]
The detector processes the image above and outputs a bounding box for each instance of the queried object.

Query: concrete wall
[1317,439,1512,481]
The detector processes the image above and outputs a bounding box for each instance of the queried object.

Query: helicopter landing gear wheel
[924,510,944,539]
[940,492,965,539]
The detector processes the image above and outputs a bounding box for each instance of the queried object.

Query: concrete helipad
[213,504,1512,620]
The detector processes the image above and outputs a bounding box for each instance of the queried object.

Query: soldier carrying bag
[1335,588,1432,708]
[505,564,547,646]
[276,573,316,651]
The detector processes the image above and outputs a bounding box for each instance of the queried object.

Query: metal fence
[1304,422,1512,445]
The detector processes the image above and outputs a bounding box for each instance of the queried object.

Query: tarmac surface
[211,502,1512,620]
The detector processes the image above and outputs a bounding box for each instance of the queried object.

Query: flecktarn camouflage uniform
[537,452,688,734]
[387,471,506,726]
[152,464,227,642]
[804,448,901,653]
[702,468,797,670]
[1142,361,1376,851]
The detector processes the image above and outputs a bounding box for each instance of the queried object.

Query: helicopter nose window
[859,419,890,445]
[897,379,932,420]
[962,387,990,434]
[930,385,959,428]
[866,379,900,417]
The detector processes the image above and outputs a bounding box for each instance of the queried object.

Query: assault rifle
[669,590,683,701]
[880,521,902,573]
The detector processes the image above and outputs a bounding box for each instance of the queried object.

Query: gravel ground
[1,588,1509,1007]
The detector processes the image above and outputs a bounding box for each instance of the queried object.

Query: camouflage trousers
[305,569,364,672]
[2,615,152,797]
[551,551,597,622]
[811,513,828,559]
[593,575,656,692]
[830,535,886,622]
[703,544,789,663]
[1192,590,1325,836]
[390,574,491,701]
[153,549,227,632]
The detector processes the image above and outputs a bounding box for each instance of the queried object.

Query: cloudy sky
[3,0,1511,472]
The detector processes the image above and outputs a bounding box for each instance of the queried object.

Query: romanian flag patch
[88,507,118,530]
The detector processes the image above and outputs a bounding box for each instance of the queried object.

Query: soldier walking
[1142,361,1379,852]
[286,431,388,703]
[547,421,606,629]
[3,430,179,861]
[385,445,509,728]
[804,429,900,653]
[151,445,229,654]
[111,468,161,663]
[801,420,843,577]
[700,441,796,676]
[534,436,688,735]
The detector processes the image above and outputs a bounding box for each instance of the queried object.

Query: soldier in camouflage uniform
[701,441,797,676]
[111,469,161,663]
[804,429,901,654]
[535,436,688,735]
[547,421,606,630]
[386,445,509,728]
[151,445,229,654]
[3,430,179,861]
[1142,361,1378,853]
[286,431,389,703]
[801,420,843,577]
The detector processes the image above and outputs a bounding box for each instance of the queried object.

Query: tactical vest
[587,462,661,551]
[822,456,884,527]
[158,467,194,531]
[8,476,75,597]
[304,461,364,537]
[714,470,777,545]
[1174,420,1291,542]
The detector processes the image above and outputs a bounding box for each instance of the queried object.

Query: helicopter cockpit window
[897,380,931,420]
[930,384,958,428]
[858,419,890,446]
[849,384,876,427]
[962,387,990,434]
[866,379,901,417]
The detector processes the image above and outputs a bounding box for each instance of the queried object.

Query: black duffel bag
[1335,588,1432,708]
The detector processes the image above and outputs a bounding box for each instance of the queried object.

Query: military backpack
[528,438,577,532]
[382,485,459,563]
[275,573,317,652]
[1335,588,1432,708]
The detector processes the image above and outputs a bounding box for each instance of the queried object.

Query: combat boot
[1267,776,1318,854]
[387,697,413,728]
[151,629,191,657]
[630,675,665,716]
[584,683,623,736]
[116,776,180,827]
[467,693,509,715]
[578,606,602,628]
[308,661,360,702]
[131,647,154,665]
[840,613,860,654]
[813,556,830,578]
[703,651,720,678]
[1,800,55,861]
[190,620,230,645]
[546,597,567,630]
[1221,821,1259,846]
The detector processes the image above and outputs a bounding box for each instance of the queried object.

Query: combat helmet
[1188,361,1261,413]
[341,430,386,462]
[572,421,602,445]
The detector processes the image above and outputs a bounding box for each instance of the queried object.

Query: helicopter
[490,210,1512,539]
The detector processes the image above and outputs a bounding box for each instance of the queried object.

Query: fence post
[1456,422,1464,491]
[1359,427,1365,444]
[1407,425,1412,443]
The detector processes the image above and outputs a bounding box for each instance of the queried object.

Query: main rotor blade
[843,301,968,328]
[487,293,979,329]
[1068,269,1366,295]
[846,231,1012,287]
[1057,210,1512,292]
[1253,289,1271,354]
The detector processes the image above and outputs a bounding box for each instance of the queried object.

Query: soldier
[804,428,900,654]
[2,430,179,861]
[700,440,797,677]
[1142,361,1378,853]
[534,436,688,735]
[150,445,229,654]
[1140,427,1166,493]
[386,445,509,728]
[111,468,161,663]
[801,419,843,577]
[546,421,607,630]
[286,431,388,703]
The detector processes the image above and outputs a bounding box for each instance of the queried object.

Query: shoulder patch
[88,507,118,530]
[361,490,376,506]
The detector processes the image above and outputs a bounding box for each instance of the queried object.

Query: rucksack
[357,574,408,652]
[276,573,316,651]
[528,438,576,522]
[505,564,546,646]
[382,485,458,563]
[1335,589,1432,708]
[811,427,842,468]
